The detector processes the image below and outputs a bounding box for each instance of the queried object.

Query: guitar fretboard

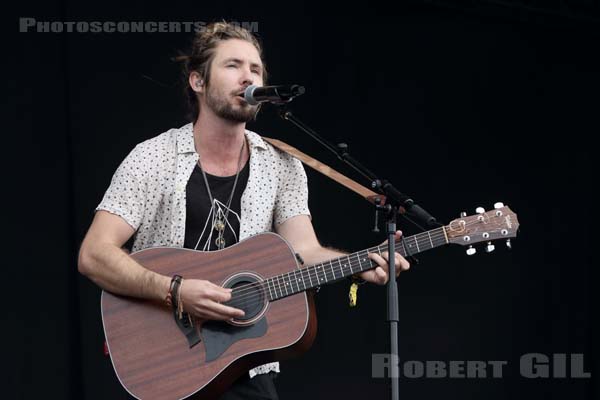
[265,227,448,301]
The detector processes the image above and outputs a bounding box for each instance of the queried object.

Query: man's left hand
[357,231,410,285]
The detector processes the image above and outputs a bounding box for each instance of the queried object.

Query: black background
[9,1,598,399]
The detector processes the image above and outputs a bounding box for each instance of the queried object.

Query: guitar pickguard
[201,317,268,362]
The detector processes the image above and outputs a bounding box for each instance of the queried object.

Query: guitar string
[226,220,472,300]
[224,248,411,311]
[225,217,505,303]
[225,228,446,295]
[225,245,413,308]
[223,216,510,306]
[225,231,443,302]
[230,216,516,302]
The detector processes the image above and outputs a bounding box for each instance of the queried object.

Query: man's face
[203,39,264,123]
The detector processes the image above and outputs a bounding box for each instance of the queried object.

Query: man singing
[78,21,409,399]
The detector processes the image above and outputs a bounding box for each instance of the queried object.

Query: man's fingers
[368,252,410,281]
[204,301,245,319]
[375,266,388,284]
[399,257,410,272]
[195,309,225,321]
[380,251,411,272]
[368,253,387,271]
[197,308,236,321]
[207,287,232,303]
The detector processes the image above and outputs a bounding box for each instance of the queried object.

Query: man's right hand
[179,279,245,321]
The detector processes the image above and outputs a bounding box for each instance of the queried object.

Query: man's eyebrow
[222,57,263,70]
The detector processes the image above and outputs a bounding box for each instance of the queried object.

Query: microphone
[244,84,305,105]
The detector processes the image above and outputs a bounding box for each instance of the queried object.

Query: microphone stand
[276,105,440,400]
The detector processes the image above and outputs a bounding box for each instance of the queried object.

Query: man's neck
[192,111,247,164]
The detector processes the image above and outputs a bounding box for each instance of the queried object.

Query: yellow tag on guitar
[349,282,359,307]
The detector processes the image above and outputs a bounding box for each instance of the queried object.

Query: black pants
[218,372,279,400]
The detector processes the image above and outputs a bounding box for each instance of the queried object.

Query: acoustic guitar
[101,204,519,399]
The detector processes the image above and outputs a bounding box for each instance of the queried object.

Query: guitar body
[101,233,317,400]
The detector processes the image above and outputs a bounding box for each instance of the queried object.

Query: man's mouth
[234,91,250,104]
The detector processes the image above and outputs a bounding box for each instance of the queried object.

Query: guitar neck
[265,226,449,301]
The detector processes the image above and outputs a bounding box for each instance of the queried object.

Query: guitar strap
[263,137,399,210]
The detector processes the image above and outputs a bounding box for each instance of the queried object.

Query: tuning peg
[460,211,467,217]
[466,245,476,256]
[476,207,485,214]
[485,242,495,253]
[506,239,512,249]
[494,202,505,209]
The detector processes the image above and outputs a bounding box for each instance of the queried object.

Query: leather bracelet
[165,275,182,307]
[176,278,185,319]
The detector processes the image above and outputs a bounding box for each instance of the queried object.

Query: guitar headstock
[446,203,519,254]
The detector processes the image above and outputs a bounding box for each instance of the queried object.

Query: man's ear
[189,72,205,94]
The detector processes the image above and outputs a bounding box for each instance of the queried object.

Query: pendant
[214,219,225,232]
[215,236,226,249]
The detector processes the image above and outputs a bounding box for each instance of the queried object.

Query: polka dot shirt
[96,122,311,377]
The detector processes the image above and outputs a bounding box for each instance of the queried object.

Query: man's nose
[240,66,255,86]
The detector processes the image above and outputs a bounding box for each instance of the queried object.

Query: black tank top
[183,161,250,251]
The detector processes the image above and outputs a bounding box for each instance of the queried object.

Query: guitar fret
[405,239,414,256]
[427,231,434,249]
[441,226,449,244]
[282,274,290,296]
[343,256,351,277]
[274,275,280,298]
[280,274,287,297]
[329,260,336,280]
[306,267,315,288]
[288,273,294,293]
[350,255,356,274]
[357,252,369,273]
[315,266,323,286]
[290,273,295,293]
[365,253,374,271]
[277,275,284,298]
[292,270,300,293]
[413,236,420,253]
[266,278,274,300]
[321,265,328,283]
[299,269,307,291]
[395,242,406,258]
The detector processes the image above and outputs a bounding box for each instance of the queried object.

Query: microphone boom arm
[278,106,439,229]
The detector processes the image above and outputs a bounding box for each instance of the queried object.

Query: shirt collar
[177,122,268,154]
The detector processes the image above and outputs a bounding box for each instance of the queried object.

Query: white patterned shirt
[96,122,311,377]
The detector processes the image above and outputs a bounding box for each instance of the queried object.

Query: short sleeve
[96,145,147,230]
[273,153,311,226]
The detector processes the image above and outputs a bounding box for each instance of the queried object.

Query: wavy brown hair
[177,21,268,122]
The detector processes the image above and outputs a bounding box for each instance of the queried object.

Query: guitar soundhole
[222,272,268,326]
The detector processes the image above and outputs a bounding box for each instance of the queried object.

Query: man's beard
[205,85,258,123]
